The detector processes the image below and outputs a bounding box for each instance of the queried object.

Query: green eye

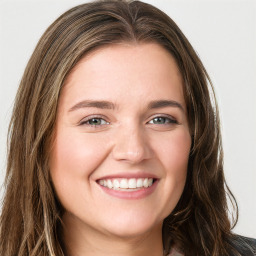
[88,118,104,125]
[148,116,177,125]
[152,117,167,124]
[81,118,109,126]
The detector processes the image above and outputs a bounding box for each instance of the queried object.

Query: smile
[96,177,158,200]
[98,178,154,190]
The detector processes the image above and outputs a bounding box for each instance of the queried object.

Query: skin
[50,43,191,256]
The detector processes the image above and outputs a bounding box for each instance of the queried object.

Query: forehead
[60,43,185,110]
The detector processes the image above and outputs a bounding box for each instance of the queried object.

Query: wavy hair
[0,0,242,255]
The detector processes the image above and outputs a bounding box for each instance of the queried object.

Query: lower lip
[97,180,159,200]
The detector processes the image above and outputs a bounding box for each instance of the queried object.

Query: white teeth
[136,178,143,188]
[98,178,155,190]
[143,178,149,188]
[128,178,137,188]
[113,179,119,189]
[120,179,128,189]
[107,179,113,189]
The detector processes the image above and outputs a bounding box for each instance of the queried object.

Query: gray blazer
[232,236,256,255]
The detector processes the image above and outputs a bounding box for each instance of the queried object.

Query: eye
[80,117,109,126]
[148,116,177,125]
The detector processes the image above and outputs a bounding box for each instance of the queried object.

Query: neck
[62,212,164,256]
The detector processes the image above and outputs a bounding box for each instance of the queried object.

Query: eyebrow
[147,100,184,112]
[68,100,116,112]
[68,99,184,112]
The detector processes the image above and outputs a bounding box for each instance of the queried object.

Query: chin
[100,212,162,239]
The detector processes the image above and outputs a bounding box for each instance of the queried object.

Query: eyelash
[79,115,109,127]
[79,114,178,129]
[147,115,178,125]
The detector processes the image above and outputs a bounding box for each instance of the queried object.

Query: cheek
[51,130,107,176]
[166,131,190,185]
[153,129,191,212]
[49,129,109,202]
[155,129,191,171]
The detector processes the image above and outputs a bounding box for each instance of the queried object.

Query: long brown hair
[0,0,242,255]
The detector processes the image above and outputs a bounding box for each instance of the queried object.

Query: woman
[0,0,255,255]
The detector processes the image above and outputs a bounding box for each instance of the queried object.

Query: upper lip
[96,172,159,181]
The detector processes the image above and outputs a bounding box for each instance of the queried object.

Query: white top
[167,247,184,256]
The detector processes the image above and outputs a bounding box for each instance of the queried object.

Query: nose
[112,125,152,163]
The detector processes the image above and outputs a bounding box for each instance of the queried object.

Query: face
[50,43,191,239]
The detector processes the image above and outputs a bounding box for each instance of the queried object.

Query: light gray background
[0,0,255,238]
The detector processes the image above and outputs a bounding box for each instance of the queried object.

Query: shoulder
[229,235,256,255]
[167,235,256,256]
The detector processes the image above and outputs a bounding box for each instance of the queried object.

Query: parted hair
[0,1,243,255]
